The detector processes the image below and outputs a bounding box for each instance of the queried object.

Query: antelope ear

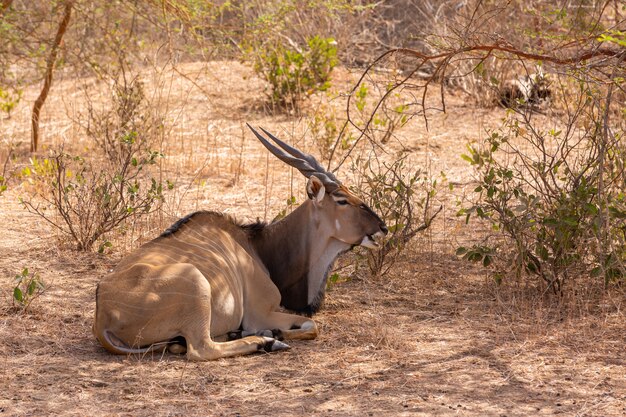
[306,176,325,203]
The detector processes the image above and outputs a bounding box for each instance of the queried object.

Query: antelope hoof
[261,337,290,352]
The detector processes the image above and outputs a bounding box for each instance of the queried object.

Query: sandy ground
[0,61,625,416]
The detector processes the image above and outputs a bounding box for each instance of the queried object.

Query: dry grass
[0,61,625,416]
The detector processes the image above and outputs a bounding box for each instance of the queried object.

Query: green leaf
[542,218,559,227]
[562,217,579,227]
[27,279,37,295]
[98,241,113,253]
[13,287,23,302]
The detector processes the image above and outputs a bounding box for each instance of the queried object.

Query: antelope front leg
[243,312,318,341]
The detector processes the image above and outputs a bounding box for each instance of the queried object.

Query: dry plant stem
[378,205,443,277]
[30,0,74,153]
[1,145,12,178]
[597,51,626,287]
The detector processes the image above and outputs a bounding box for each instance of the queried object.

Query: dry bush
[324,1,625,304]
[351,154,442,276]
[458,68,626,293]
[193,0,367,59]
[84,65,163,165]
[20,66,170,251]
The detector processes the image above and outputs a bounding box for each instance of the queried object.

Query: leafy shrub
[308,101,347,163]
[324,80,411,168]
[21,150,167,251]
[352,83,410,144]
[12,267,45,312]
[0,85,22,118]
[251,35,338,109]
[458,101,626,291]
[353,155,442,276]
[85,74,161,165]
[20,68,170,251]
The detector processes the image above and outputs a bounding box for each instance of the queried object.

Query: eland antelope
[93,125,388,360]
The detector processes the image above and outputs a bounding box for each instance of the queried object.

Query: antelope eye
[336,199,349,206]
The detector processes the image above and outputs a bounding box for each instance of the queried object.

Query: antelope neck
[252,201,348,315]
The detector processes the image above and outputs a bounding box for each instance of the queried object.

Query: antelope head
[248,124,388,248]
[305,175,388,249]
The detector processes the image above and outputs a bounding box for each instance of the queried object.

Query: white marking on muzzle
[360,231,385,249]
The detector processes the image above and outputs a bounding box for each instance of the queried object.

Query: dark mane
[159,211,206,237]
[240,219,267,239]
[159,210,267,238]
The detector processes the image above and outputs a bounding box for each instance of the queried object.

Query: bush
[20,68,170,251]
[12,267,45,312]
[352,155,442,276]
[458,90,626,291]
[251,35,338,109]
[21,150,167,251]
[0,85,22,118]
[85,73,161,166]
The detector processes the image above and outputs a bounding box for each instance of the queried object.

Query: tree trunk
[30,1,73,152]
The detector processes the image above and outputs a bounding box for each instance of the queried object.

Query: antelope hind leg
[135,263,289,360]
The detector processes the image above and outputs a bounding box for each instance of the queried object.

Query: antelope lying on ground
[93,125,387,360]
